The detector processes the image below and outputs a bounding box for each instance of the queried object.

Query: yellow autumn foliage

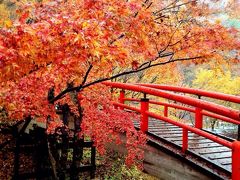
[144,63,183,85]
[192,67,240,129]
[0,3,11,27]
[193,68,240,95]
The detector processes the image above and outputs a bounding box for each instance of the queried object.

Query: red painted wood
[146,111,232,148]
[164,105,168,117]
[232,141,240,180]
[104,82,240,120]
[140,99,149,132]
[112,101,233,148]
[195,107,203,129]
[138,83,240,104]
[124,97,240,124]
[182,128,188,153]
[119,90,125,110]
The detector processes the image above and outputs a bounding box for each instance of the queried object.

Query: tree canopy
[0,0,239,166]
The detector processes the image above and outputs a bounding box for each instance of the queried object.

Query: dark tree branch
[109,34,125,45]
[76,64,93,91]
[146,2,153,9]
[50,53,202,103]
[50,64,93,103]
[80,55,202,89]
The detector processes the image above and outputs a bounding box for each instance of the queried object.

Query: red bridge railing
[103,82,240,180]
[138,83,240,103]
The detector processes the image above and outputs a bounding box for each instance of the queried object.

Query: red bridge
[104,82,240,180]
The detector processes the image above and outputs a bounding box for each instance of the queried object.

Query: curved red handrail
[104,82,240,120]
[123,97,240,125]
[146,111,233,148]
[137,83,240,104]
[111,102,233,148]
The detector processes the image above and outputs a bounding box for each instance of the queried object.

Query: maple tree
[0,0,239,175]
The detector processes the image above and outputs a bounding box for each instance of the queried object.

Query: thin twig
[76,64,93,91]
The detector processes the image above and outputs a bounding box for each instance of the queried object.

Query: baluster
[140,94,149,133]
[195,95,203,129]
[182,128,188,153]
[119,90,125,110]
[164,105,168,117]
[232,141,240,180]
[195,107,203,129]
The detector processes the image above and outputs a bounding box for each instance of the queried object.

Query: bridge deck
[134,118,232,173]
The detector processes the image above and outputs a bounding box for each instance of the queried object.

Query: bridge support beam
[140,98,149,133]
[232,141,240,180]
[195,107,203,129]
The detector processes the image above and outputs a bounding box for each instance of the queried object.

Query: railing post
[232,141,240,180]
[119,90,125,110]
[140,96,149,133]
[182,128,188,153]
[195,107,203,129]
[164,105,168,117]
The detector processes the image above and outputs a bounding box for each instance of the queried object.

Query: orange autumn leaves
[0,0,157,83]
[0,0,239,122]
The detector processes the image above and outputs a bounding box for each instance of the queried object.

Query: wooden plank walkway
[134,118,232,173]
